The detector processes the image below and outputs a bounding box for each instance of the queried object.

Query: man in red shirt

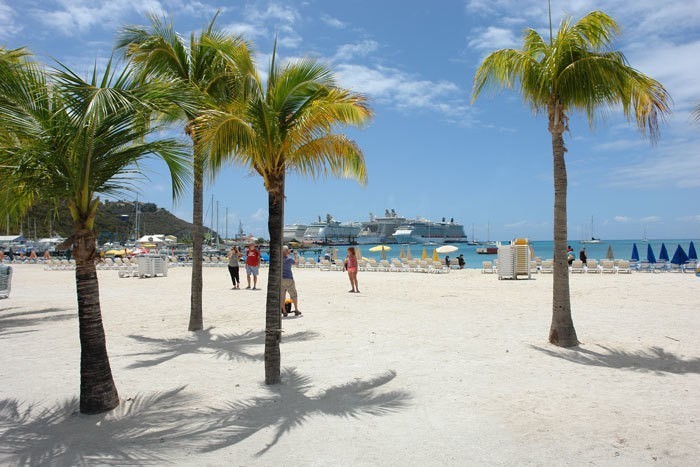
[245,243,261,290]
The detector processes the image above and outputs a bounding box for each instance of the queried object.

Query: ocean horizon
[301,239,700,269]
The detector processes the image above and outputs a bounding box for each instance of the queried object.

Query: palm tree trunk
[549,128,579,347]
[74,227,119,414]
[264,172,284,384]
[189,148,204,331]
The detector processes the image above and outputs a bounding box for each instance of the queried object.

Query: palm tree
[116,14,256,331]
[0,53,189,413]
[197,45,372,383]
[472,10,670,347]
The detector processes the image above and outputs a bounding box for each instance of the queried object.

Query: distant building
[0,235,26,250]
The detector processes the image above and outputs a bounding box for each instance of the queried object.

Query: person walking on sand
[281,246,301,317]
[227,246,242,289]
[245,243,261,290]
[457,254,465,269]
[579,247,587,265]
[344,246,360,293]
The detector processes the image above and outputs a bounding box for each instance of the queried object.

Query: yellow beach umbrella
[432,248,439,262]
[369,245,391,252]
[355,245,362,260]
[421,246,427,260]
[406,247,413,260]
[332,247,338,262]
[399,244,406,259]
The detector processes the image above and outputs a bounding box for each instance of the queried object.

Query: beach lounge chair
[616,260,632,274]
[529,260,539,274]
[481,261,494,274]
[585,259,599,274]
[540,260,553,273]
[600,260,615,274]
[570,260,584,273]
[653,261,669,273]
[0,265,12,298]
[318,259,332,271]
[683,260,697,273]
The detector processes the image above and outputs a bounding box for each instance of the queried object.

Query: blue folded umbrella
[646,244,656,263]
[659,243,669,262]
[631,243,639,261]
[670,245,689,265]
[689,241,698,261]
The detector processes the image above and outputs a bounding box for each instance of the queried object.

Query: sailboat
[641,228,649,243]
[581,216,601,244]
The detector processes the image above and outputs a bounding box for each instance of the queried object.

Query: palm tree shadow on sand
[125,328,320,368]
[0,370,410,463]
[0,387,204,466]
[531,344,700,375]
[0,307,74,338]
[197,368,412,456]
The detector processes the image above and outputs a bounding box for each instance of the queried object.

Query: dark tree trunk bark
[548,111,579,347]
[74,227,119,414]
[264,172,284,384]
[189,147,204,331]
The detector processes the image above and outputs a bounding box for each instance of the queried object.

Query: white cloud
[608,137,700,189]
[677,215,700,222]
[335,63,473,123]
[614,216,632,223]
[251,208,267,222]
[334,40,379,61]
[248,3,299,25]
[640,216,661,223]
[224,22,265,40]
[468,26,519,50]
[0,1,21,38]
[321,14,346,29]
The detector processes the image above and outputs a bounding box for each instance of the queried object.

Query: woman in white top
[227,246,243,289]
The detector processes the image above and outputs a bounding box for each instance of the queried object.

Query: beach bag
[284,299,293,313]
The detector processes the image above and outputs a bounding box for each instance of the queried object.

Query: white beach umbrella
[436,245,458,254]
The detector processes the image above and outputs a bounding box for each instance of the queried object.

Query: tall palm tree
[197,45,372,383]
[116,14,255,331]
[472,10,670,347]
[0,53,189,413]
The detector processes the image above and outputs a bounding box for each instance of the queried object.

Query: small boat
[476,246,498,255]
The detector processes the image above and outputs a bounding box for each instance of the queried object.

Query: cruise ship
[392,218,468,244]
[302,214,362,245]
[283,223,308,242]
[356,209,406,244]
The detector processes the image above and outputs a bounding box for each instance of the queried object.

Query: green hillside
[15,200,213,244]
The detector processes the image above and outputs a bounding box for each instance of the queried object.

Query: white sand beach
[1,264,699,466]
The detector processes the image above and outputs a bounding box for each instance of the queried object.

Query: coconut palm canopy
[195,45,372,384]
[472,10,670,347]
[0,51,189,414]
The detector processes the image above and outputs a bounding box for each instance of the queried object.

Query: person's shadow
[0,369,411,463]
[531,344,700,375]
[125,328,319,368]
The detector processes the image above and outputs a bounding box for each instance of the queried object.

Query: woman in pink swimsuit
[344,247,360,293]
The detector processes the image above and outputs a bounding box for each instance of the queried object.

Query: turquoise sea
[305,239,700,269]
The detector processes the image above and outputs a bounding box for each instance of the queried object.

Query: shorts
[246,264,259,276]
[281,278,297,300]
[347,267,357,273]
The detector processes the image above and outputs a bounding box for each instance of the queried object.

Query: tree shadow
[125,328,319,369]
[198,368,411,456]
[0,387,206,466]
[0,308,74,338]
[531,344,700,375]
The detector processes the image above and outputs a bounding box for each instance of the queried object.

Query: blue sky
[2,0,699,240]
